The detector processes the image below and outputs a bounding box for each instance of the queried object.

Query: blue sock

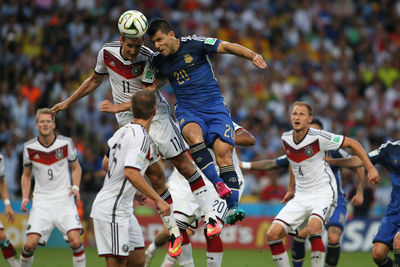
[220,165,239,208]
[189,143,223,186]
[378,257,393,267]
[292,236,305,267]
[326,242,340,266]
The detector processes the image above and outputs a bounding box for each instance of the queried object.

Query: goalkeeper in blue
[146,18,266,224]
[325,140,400,267]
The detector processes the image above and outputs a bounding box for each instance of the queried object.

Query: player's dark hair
[310,118,323,129]
[148,18,173,37]
[131,91,156,119]
[292,101,313,115]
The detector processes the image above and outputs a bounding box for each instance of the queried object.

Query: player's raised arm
[341,137,380,185]
[51,72,105,116]
[21,166,33,212]
[124,167,170,216]
[216,41,267,69]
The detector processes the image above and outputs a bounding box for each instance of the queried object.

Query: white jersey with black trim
[90,123,151,224]
[95,42,169,127]
[281,127,344,195]
[0,153,4,179]
[23,135,78,201]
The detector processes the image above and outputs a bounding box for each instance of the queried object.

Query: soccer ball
[118,10,148,39]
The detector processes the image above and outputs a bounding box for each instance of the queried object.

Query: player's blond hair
[292,101,313,115]
[35,108,53,122]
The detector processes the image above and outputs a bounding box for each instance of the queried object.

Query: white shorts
[274,191,337,234]
[168,165,245,228]
[117,111,187,161]
[93,216,144,258]
[26,196,83,245]
[0,220,3,229]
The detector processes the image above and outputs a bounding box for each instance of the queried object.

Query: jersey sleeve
[233,122,242,132]
[124,130,150,171]
[275,155,289,168]
[94,48,108,75]
[317,129,344,151]
[141,58,157,83]
[0,154,4,179]
[201,36,221,54]
[368,148,384,165]
[67,138,78,162]
[331,148,351,159]
[23,144,32,167]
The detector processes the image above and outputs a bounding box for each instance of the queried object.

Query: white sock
[178,243,195,267]
[206,252,223,267]
[272,251,290,267]
[6,256,20,267]
[73,253,86,267]
[311,251,325,267]
[160,203,181,238]
[20,255,34,267]
[160,252,177,267]
[192,186,216,223]
[147,241,157,254]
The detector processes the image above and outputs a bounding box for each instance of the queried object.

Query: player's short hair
[148,18,173,37]
[292,101,313,115]
[35,108,53,122]
[310,118,323,129]
[131,91,156,120]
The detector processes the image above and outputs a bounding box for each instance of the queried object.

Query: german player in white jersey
[0,153,18,267]
[266,101,379,267]
[20,108,85,267]
[145,123,255,267]
[91,91,170,267]
[50,10,222,256]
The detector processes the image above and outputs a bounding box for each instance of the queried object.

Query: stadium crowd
[1,0,400,221]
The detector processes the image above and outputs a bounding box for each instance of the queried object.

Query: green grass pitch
[0,247,377,266]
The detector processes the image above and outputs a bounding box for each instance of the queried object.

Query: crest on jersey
[132,65,142,76]
[183,54,193,64]
[55,149,64,159]
[304,146,314,157]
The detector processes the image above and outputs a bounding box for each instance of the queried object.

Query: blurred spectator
[260,174,287,203]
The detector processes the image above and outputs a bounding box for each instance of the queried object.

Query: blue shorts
[373,212,400,249]
[326,196,347,230]
[175,103,235,147]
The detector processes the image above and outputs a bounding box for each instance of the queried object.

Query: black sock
[189,143,223,186]
[325,242,340,267]
[220,165,239,208]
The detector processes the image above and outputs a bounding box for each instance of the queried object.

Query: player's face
[120,37,143,61]
[291,105,312,131]
[36,113,55,137]
[151,30,176,56]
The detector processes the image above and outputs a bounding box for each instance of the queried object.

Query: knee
[24,242,37,252]
[266,229,282,242]
[0,230,6,241]
[372,247,387,263]
[215,150,233,167]
[394,233,400,249]
[327,231,342,244]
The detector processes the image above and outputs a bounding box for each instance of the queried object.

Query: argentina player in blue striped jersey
[325,139,400,267]
[240,119,365,267]
[147,18,267,225]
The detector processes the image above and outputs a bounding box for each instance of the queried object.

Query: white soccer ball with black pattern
[118,10,148,39]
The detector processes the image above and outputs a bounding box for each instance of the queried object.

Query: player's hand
[5,205,15,223]
[134,191,147,205]
[21,198,29,212]
[252,54,267,69]
[156,199,170,216]
[69,187,81,202]
[323,157,334,165]
[351,192,364,206]
[50,101,68,117]
[99,100,118,114]
[281,191,294,203]
[367,167,380,185]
